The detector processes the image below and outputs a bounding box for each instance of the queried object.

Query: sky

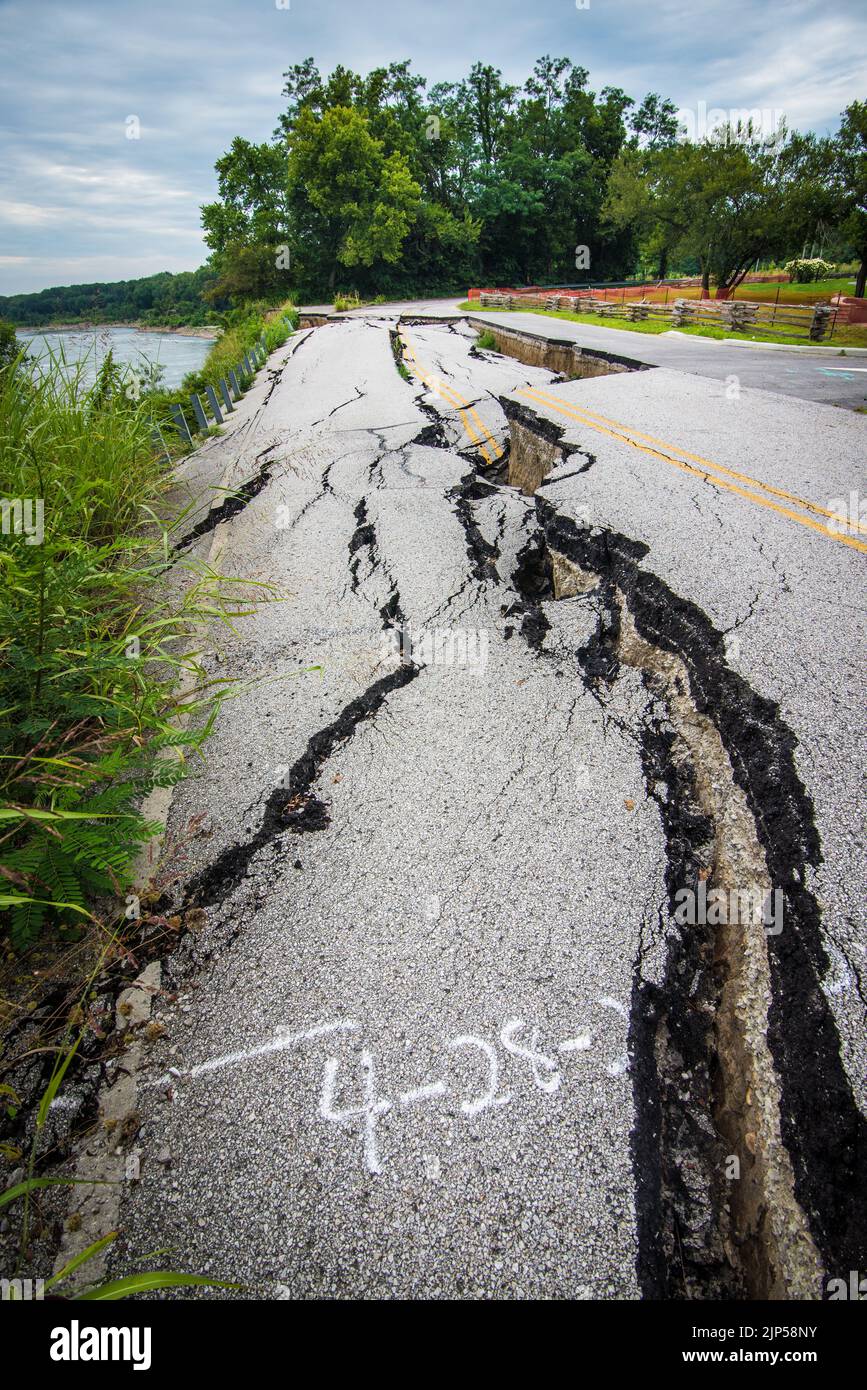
[0,0,864,296]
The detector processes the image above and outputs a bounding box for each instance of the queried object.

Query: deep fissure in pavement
[469,317,655,380]
[173,445,281,552]
[501,393,866,1295]
[154,324,862,1298]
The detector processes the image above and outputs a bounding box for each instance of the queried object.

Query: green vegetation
[782,257,835,283]
[475,329,497,350]
[182,301,296,393]
[635,278,855,305]
[198,58,865,303]
[0,268,222,329]
[201,58,671,300]
[147,300,298,441]
[603,101,866,297]
[459,301,867,348]
[1,946,241,1296]
[0,342,270,951]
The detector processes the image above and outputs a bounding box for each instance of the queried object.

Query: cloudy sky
[0,0,864,295]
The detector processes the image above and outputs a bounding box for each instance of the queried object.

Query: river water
[15,325,216,391]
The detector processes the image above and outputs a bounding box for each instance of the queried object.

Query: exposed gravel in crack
[525,496,866,1294]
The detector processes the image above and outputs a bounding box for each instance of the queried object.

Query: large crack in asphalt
[447,474,501,584]
[183,658,418,911]
[500,404,866,1296]
[172,445,282,552]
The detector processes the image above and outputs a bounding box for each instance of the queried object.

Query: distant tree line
[0,267,223,327]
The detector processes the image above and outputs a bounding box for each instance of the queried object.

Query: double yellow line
[517,386,867,555]
[401,333,503,466]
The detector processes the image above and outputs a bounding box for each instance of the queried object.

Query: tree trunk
[700,263,710,298]
[855,254,866,300]
[657,246,668,280]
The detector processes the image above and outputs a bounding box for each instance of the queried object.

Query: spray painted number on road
[316,1017,599,1172]
[158,1010,628,1174]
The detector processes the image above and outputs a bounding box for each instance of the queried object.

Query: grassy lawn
[633,278,856,306]
[458,300,867,350]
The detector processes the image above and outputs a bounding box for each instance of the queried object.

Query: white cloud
[0,0,864,294]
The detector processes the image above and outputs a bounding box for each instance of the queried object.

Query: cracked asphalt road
[112,312,865,1300]
[332,296,867,410]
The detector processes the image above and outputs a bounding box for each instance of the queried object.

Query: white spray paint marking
[400,1081,447,1105]
[597,998,630,1077]
[319,1049,392,1175]
[149,1018,359,1087]
[500,1018,561,1093]
[158,1012,622,1173]
[449,1035,512,1117]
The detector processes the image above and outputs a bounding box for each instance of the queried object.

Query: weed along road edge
[67,308,861,1303]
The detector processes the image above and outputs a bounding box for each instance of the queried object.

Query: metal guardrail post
[205,385,224,424]
[218,378,234,413]
[191,394,209,432]
[170,402,194,447]
[230,368,241,396]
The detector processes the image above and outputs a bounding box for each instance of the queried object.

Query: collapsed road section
[92,314,864,1300]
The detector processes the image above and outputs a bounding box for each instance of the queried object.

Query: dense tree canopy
[200,58,861,303]
[201,56,665,299]
[603,109,861,296]
[3,65,862,323]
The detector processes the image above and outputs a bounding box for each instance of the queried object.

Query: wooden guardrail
[476,293,834,341]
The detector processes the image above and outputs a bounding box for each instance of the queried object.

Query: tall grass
[181,300,297,394]
[148,299,298,440]
[0,345,267,949]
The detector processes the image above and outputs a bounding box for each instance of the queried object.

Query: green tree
[605,123,830,295]
[201,138,289,303]
[286,106,421,294]
[835,102,867,298]
[0,319,20,372]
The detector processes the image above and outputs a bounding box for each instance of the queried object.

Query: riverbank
[15,320,220,337]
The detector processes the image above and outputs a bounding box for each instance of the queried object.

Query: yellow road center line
[519,386,865,533]
[402,335,502,463]
[517,387,867,556]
